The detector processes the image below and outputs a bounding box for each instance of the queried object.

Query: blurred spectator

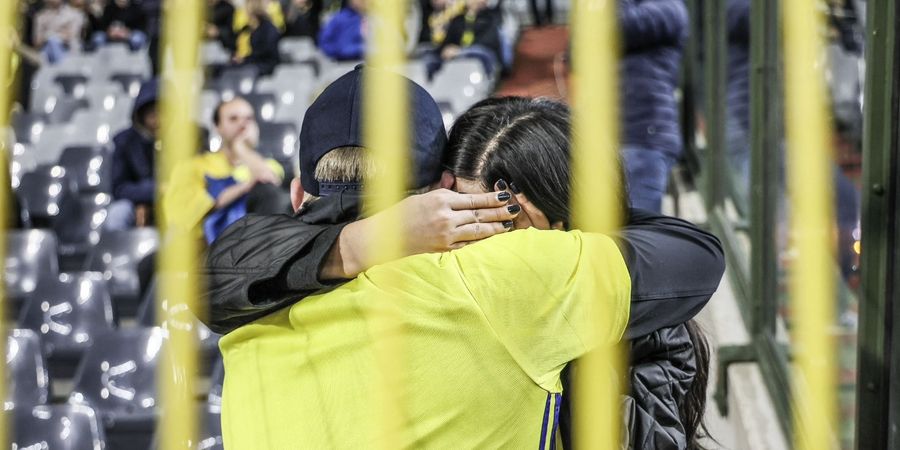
[32,0,86,64]
[91,0,147,51]
[422,0,465,45]
[163,97,290,244]
[80,0,106,42]
[232,0,282,76]
[233,0,286,32]
[283,0,322,41]
[428,0,503,76]
[318,0,367,61]
[108,79,159,231]
[207,0,237,50]
[618,0,688,213]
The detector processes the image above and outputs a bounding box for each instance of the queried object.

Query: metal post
[855,0,899,448]
[782,0,838,447]
[571,0,623,447]
[703,0,726,208]
[158,0,204,448]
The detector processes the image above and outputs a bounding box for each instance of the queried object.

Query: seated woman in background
[427,0,504,76]
[231,0,282,76]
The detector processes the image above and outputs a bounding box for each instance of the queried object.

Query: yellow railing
[0,0,17,444]
[782,0,837,448]
[158,0,204,449]
[571,0,624,447]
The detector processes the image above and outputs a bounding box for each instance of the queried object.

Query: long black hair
[445,96,711,448]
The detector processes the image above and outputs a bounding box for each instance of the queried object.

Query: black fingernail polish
[507,204,521,214]
[502,220,514,229]
[497,191,511,201]
[497,179,508,190]
[509,182,522,194]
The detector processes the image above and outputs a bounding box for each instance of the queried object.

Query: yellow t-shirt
[162,151,283,237]
[220,228,631,449]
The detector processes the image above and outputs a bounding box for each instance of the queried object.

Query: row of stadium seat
[7,327,224,449]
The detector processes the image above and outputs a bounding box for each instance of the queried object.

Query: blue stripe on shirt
[539,392,552,450]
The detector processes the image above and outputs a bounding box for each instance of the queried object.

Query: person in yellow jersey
[163,96,290,244]
[219,69,633,449]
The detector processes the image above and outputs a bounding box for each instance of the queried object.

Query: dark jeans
[622,146,678,214]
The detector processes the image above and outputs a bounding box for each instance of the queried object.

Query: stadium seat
[15,167,76,228]
[272,63,317,86]
[137,277,222,372]
[69,327,166,450]
[95,43,132,61]
[19,273,116,379]
[59,145,112,194]
[243,92,278,123]
[45,97,90,125]
[31,125,90,165]
[29,81,65,115]
[214,66,259,99]
[12,112,48,145]
[11,404,106,450]
[110,72,147,98]
[433,57,492,96]
[198,90,221,128]
[54,73,90,98]
[6,329,50,408]
[85,82,133,113]
[208,357,224,407]
[257,122,299,161]
[83,228,159,318]
[55,192,111,271]
[10,144,37,189]
[279,36,318,63]
[5,230,59,314]
[202,40,231,67]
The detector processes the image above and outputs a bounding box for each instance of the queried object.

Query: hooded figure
[107,78,159,230]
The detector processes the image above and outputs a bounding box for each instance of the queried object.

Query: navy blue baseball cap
[298,65,448,197]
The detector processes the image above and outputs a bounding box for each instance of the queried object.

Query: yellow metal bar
[782,0,837,448]
[364,0,409,446]
[0,0,17,445]
[158,0,204,449]
[570,0,624,448]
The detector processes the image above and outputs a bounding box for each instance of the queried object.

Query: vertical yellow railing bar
[158,0,204,449]
[571,0,623,448]
[364,0,409,446]
[782,0,836,448]
[0,1,17,446]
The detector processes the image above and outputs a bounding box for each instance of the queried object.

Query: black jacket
[203,193,725,449]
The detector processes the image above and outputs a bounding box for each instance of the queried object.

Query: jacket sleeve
[203,213,347,334]
[619,0,689,53]
[111,135,155,204]
[618,210,725,339]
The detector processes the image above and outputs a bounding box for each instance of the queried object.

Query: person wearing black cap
[107,78,159,230]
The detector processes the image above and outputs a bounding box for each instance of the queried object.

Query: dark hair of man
[444,96,629,227]
[211,97,247,126]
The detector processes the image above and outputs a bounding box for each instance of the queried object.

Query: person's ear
[290,177,304,212]
[439,170,456,190]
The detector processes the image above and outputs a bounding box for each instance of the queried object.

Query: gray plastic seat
[202,40,231,66]
[6,329,50,408]
[149,404,224,450]
[243,92,278,123]
[137,277,221,371]
[11,144,37,189]
[12,112,48,145]
[279,36,318,63]
[208,358,224,407]
[54,73,90,98]
[69,327,166,450]
[55,192,111,271]
[46,97,90,125]
[257,122,298,161]
[59,145,112,194]
[110,72,147,98]
[5,230,59,313]
[19,273,116,378]
[214,66,259,98]
[12,404,106,450]
[16,167,76,228]
[83,228,159,318]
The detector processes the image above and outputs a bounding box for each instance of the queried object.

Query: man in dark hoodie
[107,78,158,230]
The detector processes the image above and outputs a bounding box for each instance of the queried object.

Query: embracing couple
[205,66,725,449]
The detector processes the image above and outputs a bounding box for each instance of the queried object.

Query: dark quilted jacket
[620,0,689,158]
[726,0,751,132]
